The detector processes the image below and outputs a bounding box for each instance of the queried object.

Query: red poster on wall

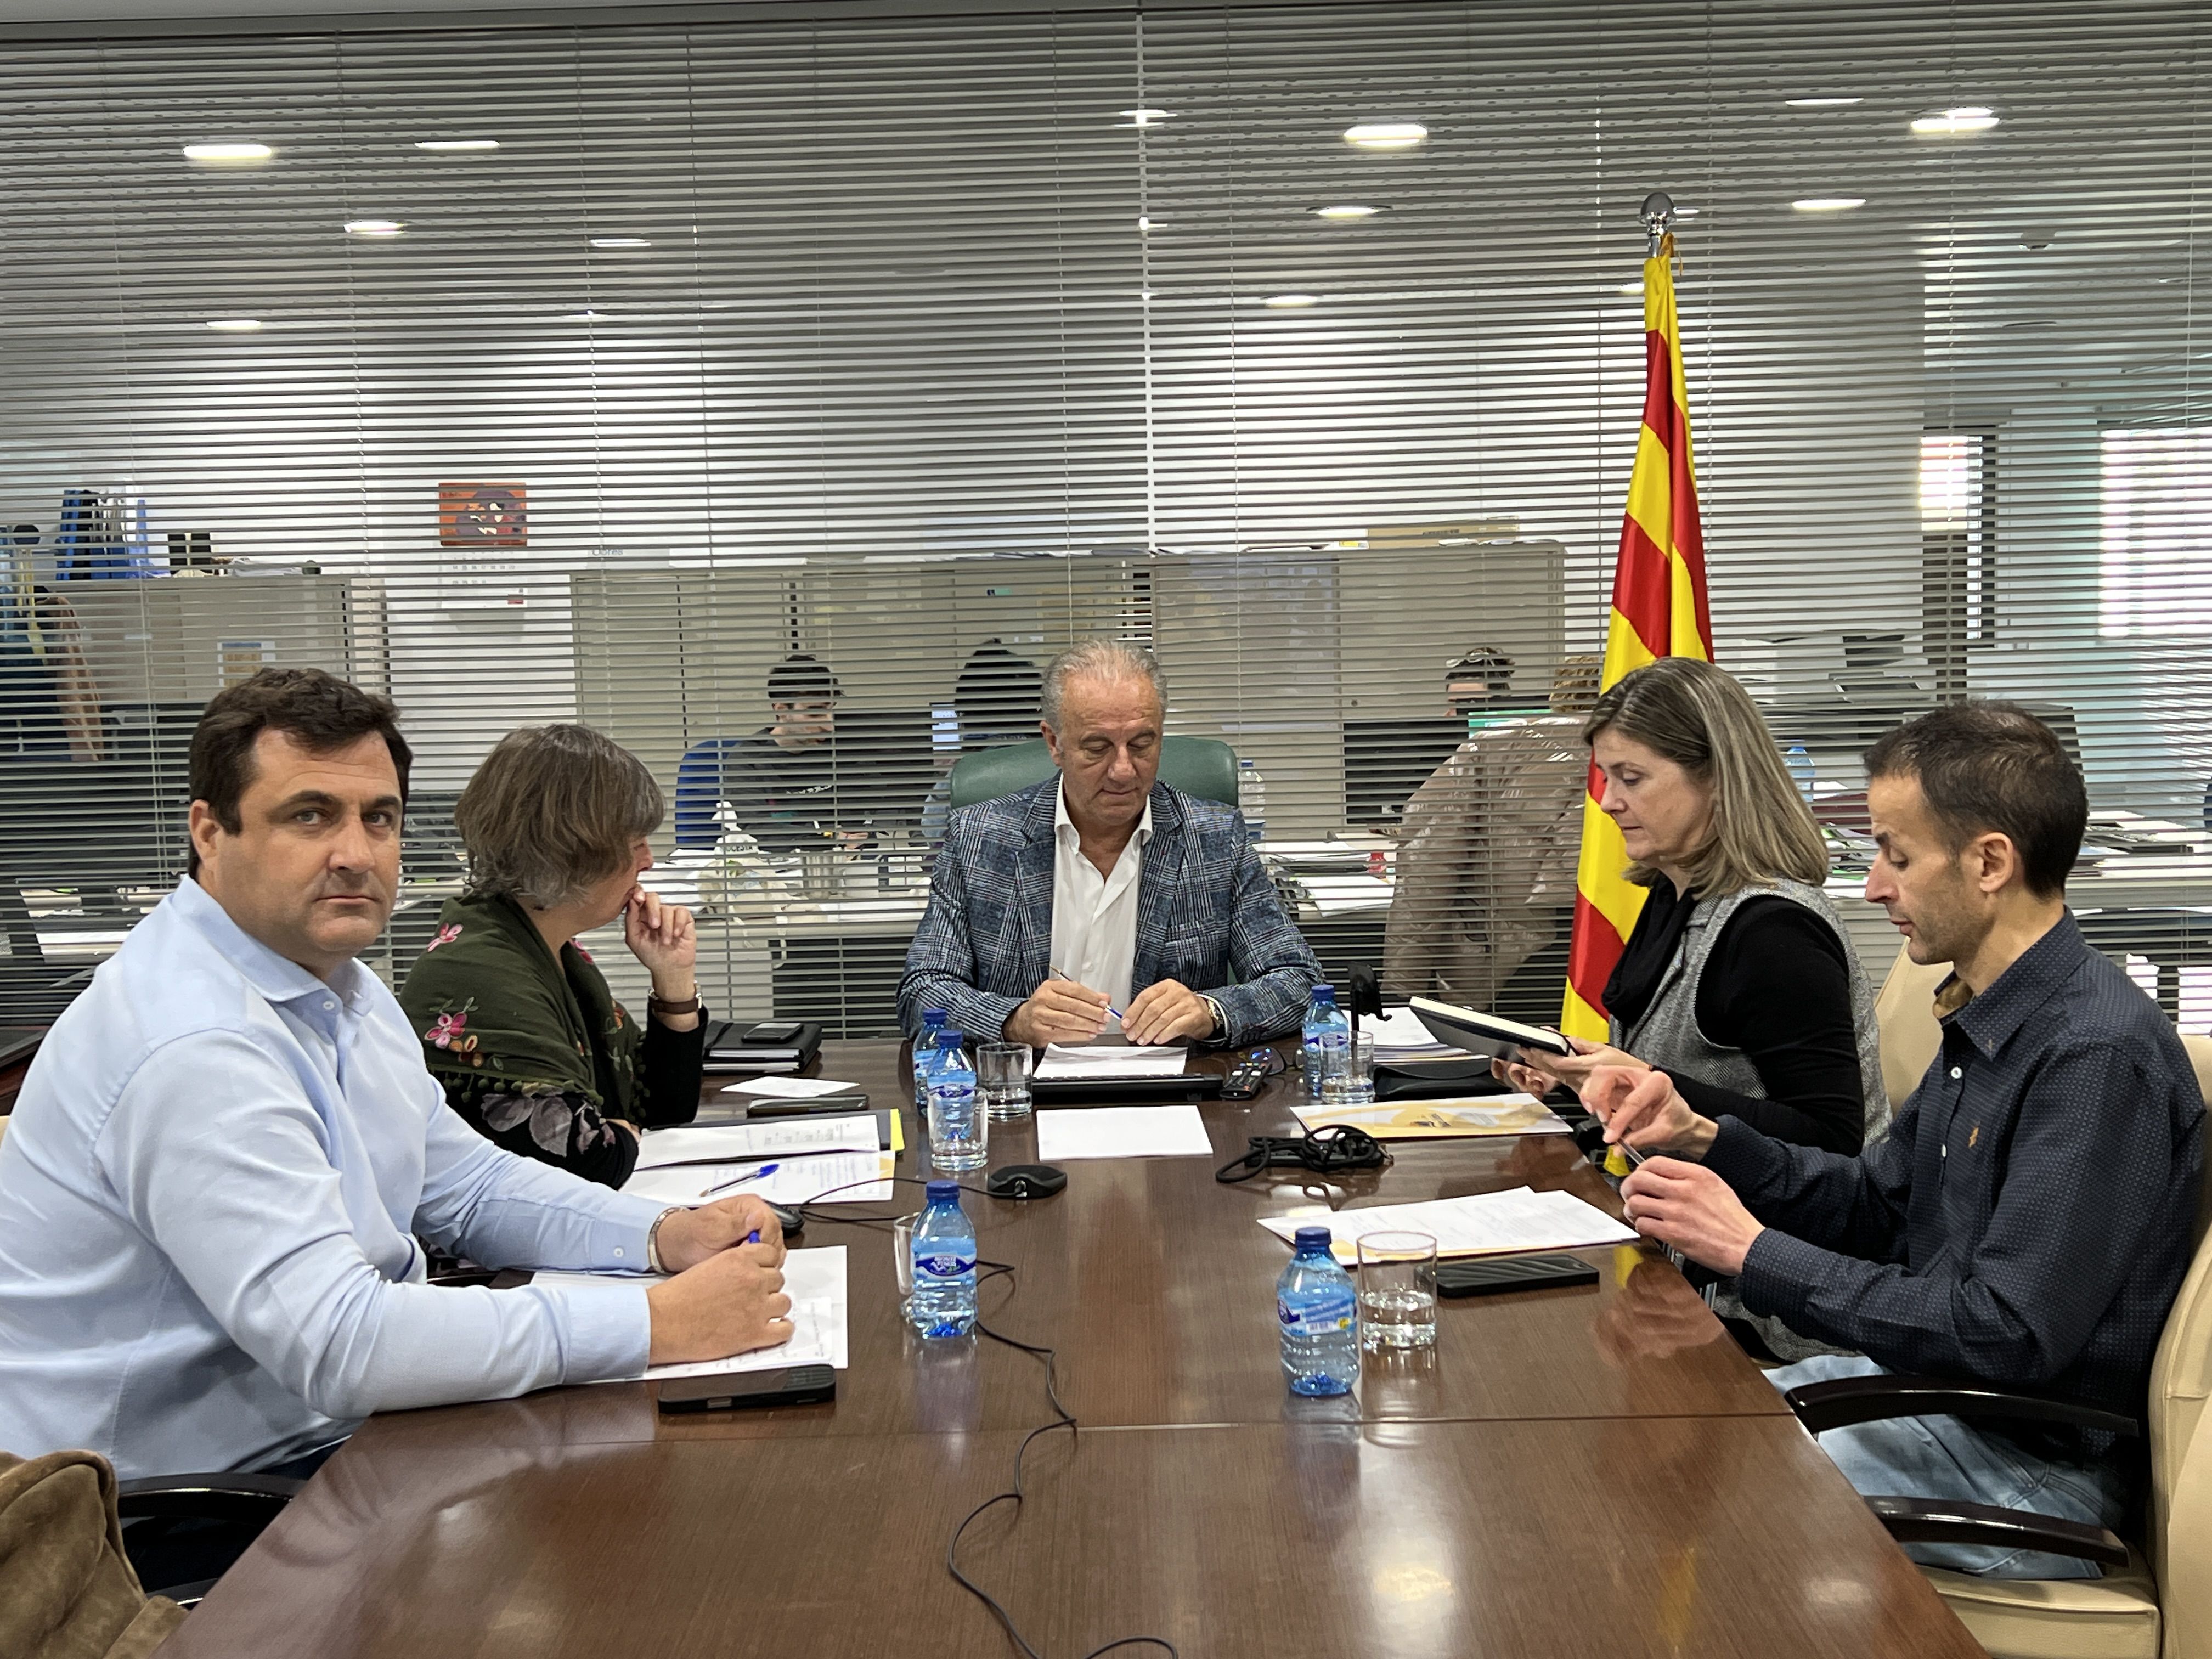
[438,482,527,547]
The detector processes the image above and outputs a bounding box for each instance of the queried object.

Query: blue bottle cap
[923,1008,947,1024]
[926,1180,962,1205]
[1311,985,1335,1005]
[1293,1225,1335,1250]
[940,1030,966,1048]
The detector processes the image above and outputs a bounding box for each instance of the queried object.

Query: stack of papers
[625,1150,895,1206]
[1358,1005,1458,1060]
[1035,1104,1215,1161]
[634,1115,879,1169]
[1259,1187,1636,1263]
[1034,1043,1189,1081]
[1291,1096,1571,1140]
[535,1246,848,1381]
[720,1075,861,1099]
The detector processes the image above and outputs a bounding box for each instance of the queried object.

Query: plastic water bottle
[1238,757,1267,844]
[1302,985,1347,1101]
[1785,744,1817,803]
[927,1030,988,1172]
[909,1180,978,1339]
[912,1008,949,1114]
[1277,1226,1358,1396]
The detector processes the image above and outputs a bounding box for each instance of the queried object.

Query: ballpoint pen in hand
[1047,966,1124,1023]
[700,1161,780,1198]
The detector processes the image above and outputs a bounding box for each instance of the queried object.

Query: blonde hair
[1582,657,1828,895]
[456,724,663,908]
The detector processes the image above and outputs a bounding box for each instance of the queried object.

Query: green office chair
[947,737,1240,810]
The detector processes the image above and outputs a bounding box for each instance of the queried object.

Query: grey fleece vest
[1610,877,1888,1363]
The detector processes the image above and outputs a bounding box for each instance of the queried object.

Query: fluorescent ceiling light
[1313,204,1387,219]
[205,319,263,332]
[1344,122,1427,149]
[1911,106,1999,135]
[415,139,499,152]
[590,237,651,249]
[182,142,273,165]
[343,219,404,237]
[1785,97,1863,108]
[1792,196,1866,212]
[1118,108,1174,126]
[1264,293,1321,308]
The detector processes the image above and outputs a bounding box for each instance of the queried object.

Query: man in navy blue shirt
[1587,702,2204,1578]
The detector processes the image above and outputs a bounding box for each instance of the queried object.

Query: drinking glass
[893,1213,917,1313]
[977,1042,1034,1121]
[1356,1231,1439,1351]
[1322,1029,1377,1105]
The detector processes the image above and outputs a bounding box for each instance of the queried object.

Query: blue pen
[700,1161,780,1198]
[1048,966,1124,1023]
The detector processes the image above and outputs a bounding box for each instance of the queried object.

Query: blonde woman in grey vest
[1496,657,1887,1362]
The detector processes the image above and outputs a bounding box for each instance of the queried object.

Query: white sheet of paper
[633,1116,877,1169]
[721,1075,861,1099]
[1035,1104,1214,1160]
[622,1150,896,1206]
[1258,1186,1636,1262]
[536,1246,848,1380]
[1034,1043,1189,1080]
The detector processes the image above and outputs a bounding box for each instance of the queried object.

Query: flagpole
[1639,189,1675,256]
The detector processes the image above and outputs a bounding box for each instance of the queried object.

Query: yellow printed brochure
[1290,1094,1572,1140]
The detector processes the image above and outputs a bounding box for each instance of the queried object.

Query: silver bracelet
[646,1206,681,1274]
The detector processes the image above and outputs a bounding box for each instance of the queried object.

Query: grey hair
[456,724,664,909]
[1040,639,1167,730]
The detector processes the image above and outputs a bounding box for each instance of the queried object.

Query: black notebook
[700,1019,824,1074]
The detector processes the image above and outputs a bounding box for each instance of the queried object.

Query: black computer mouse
[985,1164,1068,1200]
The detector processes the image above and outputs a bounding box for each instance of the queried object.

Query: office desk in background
[162,1041,1980,1659]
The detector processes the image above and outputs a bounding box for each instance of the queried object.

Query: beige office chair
[1814,981,2212,1659]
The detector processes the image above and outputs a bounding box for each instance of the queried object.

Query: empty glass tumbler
[976,1042,1034,1121]
[1356,1231,1439,1351]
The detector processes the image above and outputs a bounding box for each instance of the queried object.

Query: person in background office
[920,637,1045,847]
[1384,654,1600,1013]
[399,724,706,1190]
[1589,703,2204,1579]
[1443,644,1521,718]
[1493,656,1886,1359]
[0,670,789,1538]
[671,652,847,855]
[898,638,1321,1048]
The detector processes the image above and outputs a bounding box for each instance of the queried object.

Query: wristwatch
[1201,994,1228,1042]
[648,986,703,1018]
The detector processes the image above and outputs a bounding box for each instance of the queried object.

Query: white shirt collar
[1053,776,1153,848]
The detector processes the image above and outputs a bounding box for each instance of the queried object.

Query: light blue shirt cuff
[529,1274,656,1383]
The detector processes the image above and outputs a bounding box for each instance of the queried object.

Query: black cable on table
[793,1176,1179,1659]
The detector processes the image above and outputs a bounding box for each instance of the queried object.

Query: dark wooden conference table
[167,1040,1981,1659]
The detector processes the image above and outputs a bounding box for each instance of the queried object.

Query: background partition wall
[0,0,2203,1032]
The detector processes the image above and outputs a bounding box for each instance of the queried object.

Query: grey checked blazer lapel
[1010,782,1059,984]
[1131,783,1187,991]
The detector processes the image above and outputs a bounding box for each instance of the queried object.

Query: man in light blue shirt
[0,668,792,1481]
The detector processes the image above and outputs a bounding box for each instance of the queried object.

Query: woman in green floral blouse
[399,724,706,1187]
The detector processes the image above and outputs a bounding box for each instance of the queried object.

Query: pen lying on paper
[701,1162,780,1198]
[1047,966,1124,1022]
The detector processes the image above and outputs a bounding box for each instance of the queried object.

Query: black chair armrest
[1784,1373,2141,1439]
[1866,1495,2131,1569]
[116,1472,304,1526]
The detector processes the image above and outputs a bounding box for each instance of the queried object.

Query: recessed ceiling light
[1345,122,1427,150]
[415,139,499,152]
[182,142,274,166]
[589,237,651,249]
[1911,106,1999,135]
[343,219,404,238]
[1118,108,1175,127]
[205,319,263,332]
[1264,293,1321,308]
[1785,97,1863,108]
[1792,196,1867,212]
[1313,204,1387,220]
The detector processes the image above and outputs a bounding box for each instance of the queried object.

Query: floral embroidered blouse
[396,890,704,1188]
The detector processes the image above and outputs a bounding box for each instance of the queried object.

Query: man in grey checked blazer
[898,641,1320,1049]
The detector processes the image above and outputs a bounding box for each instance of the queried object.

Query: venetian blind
[0,0,2203,1035]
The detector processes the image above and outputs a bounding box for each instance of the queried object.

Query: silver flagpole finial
[1639,190,1676,255]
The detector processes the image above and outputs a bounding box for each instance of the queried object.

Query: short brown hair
[189,669,411,876]
[456,724,663,908]
[1582,656,1829,895]
[1864,703,2086,899]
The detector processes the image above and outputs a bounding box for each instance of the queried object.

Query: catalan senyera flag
[1561,231,1713,1042]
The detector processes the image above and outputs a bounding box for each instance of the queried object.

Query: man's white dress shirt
[1048,777,1153,1018]
[0,877,662,1479]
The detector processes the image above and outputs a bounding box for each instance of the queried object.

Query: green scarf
[397,889,641,1119]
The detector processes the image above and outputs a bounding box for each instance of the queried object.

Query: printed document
[623,1149,895,1206]
[722,1075,862,1099]
[1259,1187,1636,1263]
[1291,1096,1571,1140]
[1035,1104,1215,1160]
[634,1115,878,1169]
[1034,1043,1189,1080]
[537,1245,848,1380]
